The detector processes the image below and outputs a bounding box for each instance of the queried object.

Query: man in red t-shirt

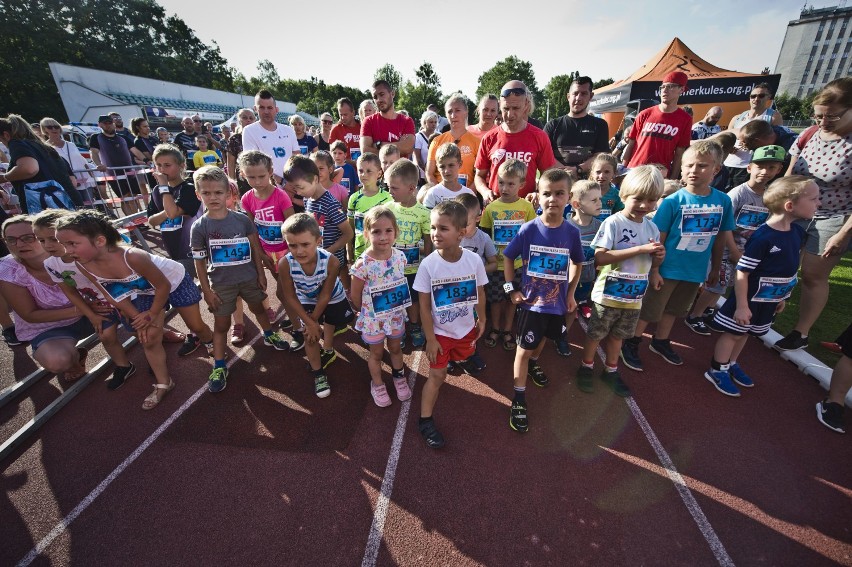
[360,81,415,157]
[474,80,556,203]
[621,71,692,179]
[329,97,362,159]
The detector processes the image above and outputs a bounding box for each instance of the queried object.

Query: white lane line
[580,320,734,566]
[17,333,265,567]
[362,350,423,567]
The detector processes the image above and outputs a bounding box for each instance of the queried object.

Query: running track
[2,279,850,566]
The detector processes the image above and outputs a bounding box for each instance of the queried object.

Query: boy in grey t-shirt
[190,166,289,393]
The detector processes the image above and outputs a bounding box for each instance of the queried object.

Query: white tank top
[82,249,185,303]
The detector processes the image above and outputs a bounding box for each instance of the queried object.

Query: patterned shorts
[586,302,641,341]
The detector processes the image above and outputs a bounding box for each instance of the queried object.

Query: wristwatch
[375,140,382,150]
[158,185,170,195]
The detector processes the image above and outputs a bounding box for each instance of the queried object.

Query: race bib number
[209,237,251,267]
[493,220,522,246]
[752,275,797,303]
[735,205,769,231]
[299,145,308,155]
[680,206,722,235]
[341,178,350,191]
[580,239,595,266]
[602,271,648,304]
[598,208,612,220]
[370,278,412,315]
[432,275,477,311]
[255,218,284,245]
[353,212,365,234]
[350,150,362,161]
[458,174,468,187]
[159,216,183,232]
[395,244,420,267]
[528,245,569,281]
[101,275,155,303]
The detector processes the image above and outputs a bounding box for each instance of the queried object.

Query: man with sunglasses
[722,83,784,190]
[474,80,556,204]
[620,71,693,179]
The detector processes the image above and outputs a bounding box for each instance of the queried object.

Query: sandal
[142,380,175,410]
[63,348,88,382]
[484,329,500,348]
[502,331,516,351]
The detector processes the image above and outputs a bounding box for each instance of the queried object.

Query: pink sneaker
[230,323,244,344]
[371,382,392,407]
[393,377,411,401]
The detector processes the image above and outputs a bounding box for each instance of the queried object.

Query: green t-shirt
[481,198,537,269]
[347,187,392,260]
[387,201,431,274]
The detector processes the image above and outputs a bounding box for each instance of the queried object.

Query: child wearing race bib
[285,154,354,302]
[55,210,214,410]
[147,144,203,279]
[589,153,623,221]
[705,176,818,397]
[385,158,432,349]
[192,135,222,169]
[686,145,786,335]
[576,167,665,396]
[413,200,488,448]
[350,207,413,407]
[330,141,359,196]
[348,153,391,262]
[503,169,585,433]
[561,180,603,357]
[622,141,735,371]
[238,150,296,341]
[34,210,135,390]
[312,150,349,206]
[278,214,354,399]
[422,143,477,210]
[191,166,290,394]
[480,158,536,352]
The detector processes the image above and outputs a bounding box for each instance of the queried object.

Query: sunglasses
[321,119,333,124]
[500,87,528,97]
[4,234,37,246]
[750,93,768,99]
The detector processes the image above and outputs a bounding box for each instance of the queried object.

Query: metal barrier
[71,164,153,217]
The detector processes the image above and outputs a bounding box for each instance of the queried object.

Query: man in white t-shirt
[241,89,301,185]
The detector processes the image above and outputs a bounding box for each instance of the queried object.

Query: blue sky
[158,0,831,100]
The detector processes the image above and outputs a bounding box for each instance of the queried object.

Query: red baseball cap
[663,72,688,89]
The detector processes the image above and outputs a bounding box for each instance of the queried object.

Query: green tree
[398,62,443,118]
[475,56,544,120]
[543,73,579,121]
[373,64,403,94]
[593,78,614,89]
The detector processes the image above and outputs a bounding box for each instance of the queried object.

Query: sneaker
[555,336,572,357]
[601,369,631,397]
[289,330,305,352]
[266,308,278,328]
[208,367,228,393]
[419,419,445,448]
[649,338,683,365]
[528,360,549,387]
[393,377,411,401]
[263,331,290,351]
[468,350,487,371]
[816,400,846,433]
[333,323,348,336]
[230,323,244,344]
[279,316,293,331]
[775,330,809,351]
[321,349,337,369]
[2,325,24,346]
[314,372,331,398]
[204,341,214,356]
[370,382,392,407]
[704,368,741,397]
[509,400,529,433]
[107,363,136,391]
[620,339,644,372]
[580,304,592,320]
[576,365,594,393]
[456,356,482,376]
[684,316,712,336]
[728,363,754,388]
[177,334,200,357]
[446,360,458,373]
[410,325,426,348]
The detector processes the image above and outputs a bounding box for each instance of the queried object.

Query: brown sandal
[502,331,516,351]
[484,329,501,348]
[142,381,175,410]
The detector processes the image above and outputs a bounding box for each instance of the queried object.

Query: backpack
[795,125,819,152]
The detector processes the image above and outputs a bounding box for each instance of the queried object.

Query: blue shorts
[121,273,200,326]
[30,317,95,351]
[709,294,778,337]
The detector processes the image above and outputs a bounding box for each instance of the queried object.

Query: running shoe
[509,400,529,433]
[321,349,337,369]
[704,368,740,397]
[230,323,244,344]
[263,331,290,351]
[419,419,445,448]
[728,362,754,388]
[208,367,228,393]
[601,369,631,397]
[684,316,712,336]
[620,338,643,372]
[576,365,594,393]
[177,334,200,357]
[649,338,683,365]
[314,372,331,398]
[528,360,549,387]
[816,400,846,433]
[289,330,305,352]
[107,363,136,391]
[774,330,808,351]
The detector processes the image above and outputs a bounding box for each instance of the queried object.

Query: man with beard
[89,114,141,215]
[544,76,610,178]
[691,106,724,140]
[360,81,415,158]
[620,71,693,179]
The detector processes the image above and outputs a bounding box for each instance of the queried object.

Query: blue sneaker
[208,367,228,393]
[410,325,426,348]
[555,335,571,357]
[728,363,754,388]
[704,368,740,397]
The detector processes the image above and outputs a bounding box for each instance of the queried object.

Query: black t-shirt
[8,139,81,211]
[317,134,330,151]
[544,114,610,167]
[88,133,133,168]
[146,179,201,260]
[134,135,157,159]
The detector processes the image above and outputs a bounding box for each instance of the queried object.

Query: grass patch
[773,255,852,365]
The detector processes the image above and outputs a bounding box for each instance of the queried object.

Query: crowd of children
[2,135,843,441]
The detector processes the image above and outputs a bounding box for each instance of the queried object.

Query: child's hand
[152,170,169,186]
[261,253,276,273]
[734,306,751,326]
[203,289,223,311]
[650,272,664,290]
[509,290,524,305]
[775,300,786,314]
[425,338,442,364]
[130,310,155,330]
[88,313,108,335]
[304,320,322,343]
[91,300,114,316]
[567,296,577,314]
[257,272,267,291]
[643,240,665,257]
[706,270,720,288]
[475,318,487,340]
